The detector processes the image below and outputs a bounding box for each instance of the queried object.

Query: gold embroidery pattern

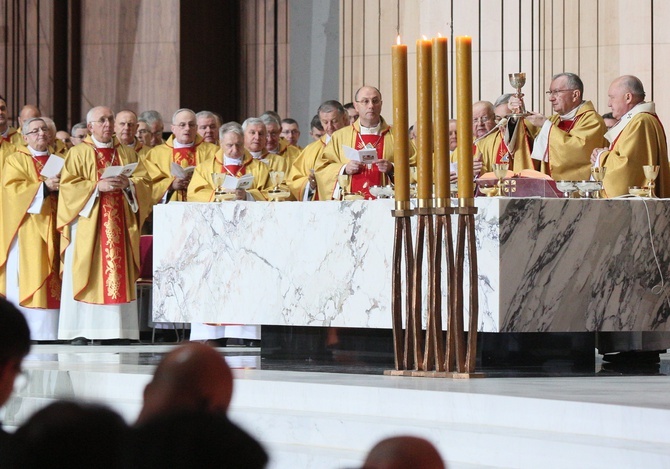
[102,193,124,300]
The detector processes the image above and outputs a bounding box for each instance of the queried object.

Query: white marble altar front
[153,198,670,332]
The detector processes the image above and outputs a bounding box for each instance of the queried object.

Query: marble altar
[152,198,670,333]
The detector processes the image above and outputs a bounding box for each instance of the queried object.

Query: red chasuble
[352,132,386,199]
[31,154,61,308]
[95,147,129,304]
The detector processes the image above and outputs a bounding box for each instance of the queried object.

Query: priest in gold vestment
[510,72,607,181]
[143,109,217,204]
[1,118,62,340]
[591,75,670,198]
[57,106,152,342]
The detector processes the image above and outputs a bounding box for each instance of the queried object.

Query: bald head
[363,436,446,469]
[137,342,234,425]
[607,75,646,120]
[19,104,41,126]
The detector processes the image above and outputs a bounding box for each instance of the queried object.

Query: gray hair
[41,116,57,134]
[138,110,163,126]
[22,117,46,135]
[219,121,244,140]
[172,108,196,125]
[494,94,513,107]
[86,106,114,124]
[618,75,646,99]
[259,112,281,128]
[552,72,584,96]
[71,122,87,135]
[242,117,265,131]
[317,100,346,117]
[196,110,217,121]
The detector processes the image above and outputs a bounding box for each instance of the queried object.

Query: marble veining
[153,198,670,332]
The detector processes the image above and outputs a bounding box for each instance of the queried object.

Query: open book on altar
[476,169,561,197]
[223,173,254,190]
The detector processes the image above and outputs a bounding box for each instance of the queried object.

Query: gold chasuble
[57,136,152,304]
[3,126,24,148]
[599,107,670,198]
[143,134,217,204]
[188,149,270,202]
[316,118,412,199]
[272,139,301,166]
[0,149,61,308]
[529,101,608,181]
[286,135,328,201]
[475,120,535,174]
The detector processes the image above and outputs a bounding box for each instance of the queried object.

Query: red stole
[173,146,196,167]
[352,133,385,199]
[96,147,129,304]
[31,152,61,308]
[494,134,510,165]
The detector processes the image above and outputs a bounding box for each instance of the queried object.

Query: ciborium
[508,72,529,118]
[643,165,659,198]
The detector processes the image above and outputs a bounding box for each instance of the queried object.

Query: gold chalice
[493,163,509,196]
[211,172,235,202]
[590,166,606,198]
[268,170,289,201]
[478,180,498,197]
[643,165,659,198]
[508,72,529,118]
[337,173,350,200]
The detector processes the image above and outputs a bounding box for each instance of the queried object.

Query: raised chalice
[643,165,660,198]
[508,72,529,118]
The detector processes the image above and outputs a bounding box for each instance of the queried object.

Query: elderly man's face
[0,99,8,131]
[265,122,281,152]
[353,87,382,127]
[319,110,347,137]
[280,122,300,146]
[244,124,267,153]
[56,131,73,149]
[472,103,495,138]
[197,116,219,144]
[87,107,115,143]
[220,131,244,160]
[171,111,197,145]
[23,119,49,152]
[70,128,88,146]
[114,111,138,145]
[148,121,164,147]
[448,121,458,151]
[607,80,635,121]
[547,76,581,116]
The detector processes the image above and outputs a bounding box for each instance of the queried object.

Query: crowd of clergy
[0,71,667,345]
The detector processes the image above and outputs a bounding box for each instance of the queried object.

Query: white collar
[173,139,194,149]
[249,150,263,159]
[91,135,114,148]
[604,102,656,144]
[224,155,243,165]
[359,122,381,135]
[28,146,49,156]
[559,101,585,121]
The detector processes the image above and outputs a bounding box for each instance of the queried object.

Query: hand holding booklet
[343,145,379,164]
[223,173,254,190]
[101,163,138,179]
[171,162,196,179]
[40,154,64,178]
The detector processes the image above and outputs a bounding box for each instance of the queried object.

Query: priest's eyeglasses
[175,122,196,129]
[356,98,381,106]
[25,127,50,136]
[473,116,492,124]
[545,89,576,96]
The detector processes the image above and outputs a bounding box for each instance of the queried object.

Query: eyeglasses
[472,116,492,124]
[25,127,50,136]
[545,89,576,97]
[356,98,381,106]
[174,122,196,129]
[72,134,87,139]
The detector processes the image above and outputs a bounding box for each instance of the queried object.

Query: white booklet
[171,162,196,179]
[40,154,64,178]
[223,173,254,190]
[101,163,138,179]
[343,145,379,164]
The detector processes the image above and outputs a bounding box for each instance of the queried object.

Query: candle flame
[437,32,443,38]
[422,35,428,40]
[396,35,401,45]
